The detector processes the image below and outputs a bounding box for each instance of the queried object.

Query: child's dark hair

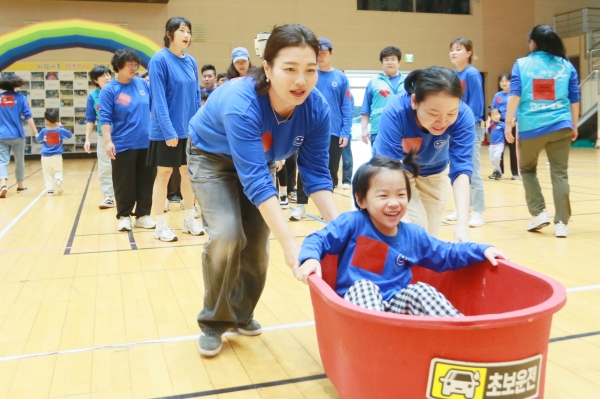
[0,75,27,91]
[111,48,142,72]
[449,37,473,63]
[489,107,500,117]
[379,46,402,63]
[528,24,566,59]
[164,17,192,48]
[497,73,510,90]
[217,72,227,80]
[404,66,462,104]
[44,108,59,123]
[200,90,209,102]
[249,24,319,95]
[352,150,419,211]
[89,65,111,88]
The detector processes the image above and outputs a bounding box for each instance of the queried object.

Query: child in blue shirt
[34,109,72,196]
[487,108,505,180]
[296,153,506,315]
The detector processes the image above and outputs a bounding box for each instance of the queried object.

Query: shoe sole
[182,227,205,236]
[118,226,131,231]
[196,338,222,357]
[17,189,27,193]
[154,235,178,242]
[527,222,550,232]
[555,234,568,238]
[135,224,156,229]
[237,327,262,336]
[445,217,457,221]
[99,204,115,209]
[289,215,305,221]
[0,188,6,198]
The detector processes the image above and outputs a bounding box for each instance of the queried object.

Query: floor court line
[64,162,95,255]
[0,188,47,240]
[6,168,42,189]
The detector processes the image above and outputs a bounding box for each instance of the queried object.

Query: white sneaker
[290,204,306,221]
[280,195,289,209]
[182,217,205,236]
[55,179,64,195]
[469,212,485,228]
[446,210,458,221]
[134,215,156,229]
[554,221,568,238]
[164,199,169,212]
[117,216,131,231]
[526,210,550,232]
[99,197,115,209]
[194,206,200,219]
[154,224,178,242]
[342,183,351,190]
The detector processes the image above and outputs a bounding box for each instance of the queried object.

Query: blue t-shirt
[0,91,32,139]
[188,77,333,207]
[35,127,72,156]
[491,91,509,120]
[454,65,484,123]
[99,77,151,153]
[509,53,580,139]
[149,49,200,141]
[316,69,353,138]
[374,92,476,183]
[85,88,103,135]
[488,121,505,145]
[360,73,404,115]
[299,211,490,301]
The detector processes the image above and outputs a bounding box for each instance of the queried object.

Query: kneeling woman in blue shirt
[374,67,476,242]
[187,24,339,356]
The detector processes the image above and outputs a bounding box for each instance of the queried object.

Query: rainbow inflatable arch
[0,19,162,71]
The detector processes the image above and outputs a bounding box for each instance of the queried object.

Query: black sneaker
[488,172,496,179]
[16,187,28,193]
[494,171,502,180]
[280,195,289,208]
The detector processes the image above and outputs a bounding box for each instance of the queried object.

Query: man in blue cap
[290,37,353,220]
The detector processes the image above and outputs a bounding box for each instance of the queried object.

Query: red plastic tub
[308,257,566,399]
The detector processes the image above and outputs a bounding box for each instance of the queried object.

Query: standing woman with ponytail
[187,24,338,357]
[374,67,475,243]
[504,25,580,238]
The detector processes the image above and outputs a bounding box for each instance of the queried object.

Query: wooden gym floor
[0,143,599,399]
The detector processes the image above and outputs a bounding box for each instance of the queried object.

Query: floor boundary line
[0,189,47,240]
[63,162,96,255]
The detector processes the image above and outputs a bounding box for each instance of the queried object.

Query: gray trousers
[187,145,276,335]
[0,138,25,183]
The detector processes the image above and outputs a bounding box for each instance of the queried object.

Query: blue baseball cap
[232,47,250,63]
[318,38,333,51]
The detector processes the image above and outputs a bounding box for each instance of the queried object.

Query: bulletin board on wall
[2,61,146,156]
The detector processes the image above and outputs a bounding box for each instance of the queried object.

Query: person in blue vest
[290,37,352,221]
[490,73,520,180]
[0,74,36,198]
[447,38,486,228]
[361,46,406,154]
[187,24,339,357]
[374,66,475,243]
[84,65,115,209]
[504,24,580,238]
[147,17,204,242]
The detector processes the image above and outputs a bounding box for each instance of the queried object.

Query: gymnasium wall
[0,0,587,105]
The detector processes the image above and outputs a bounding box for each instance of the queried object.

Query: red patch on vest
[45,132,60,146]
[351,235,388,275]
[378,89,391,98]
[402,137,423,153]
[1,95,15,107]
[261,130,274,152]
[116,93,131,106]
[532,79,556,101]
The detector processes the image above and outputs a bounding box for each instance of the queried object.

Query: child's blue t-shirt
[85,88,103,135]
[454,65,484,123]
[188,77,333,207]
[491,91,509,120]
[99,77,151,153]
[35,127,72,156]
[0,91,32,139]
[299,211,490,301]
[315,69,353,138]
[374,92,476,183]
[488,121,505,145]
[148,48,200,141]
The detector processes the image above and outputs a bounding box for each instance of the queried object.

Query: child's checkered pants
[343,279,463,316]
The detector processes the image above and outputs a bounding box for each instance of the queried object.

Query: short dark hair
[44,108,59,123]
[0,74,27,91]
[379,46,402,63]
[201,64,216,75]
[404,66,463,104]
[200,90,209,102]
[249,24,319,95]
[352,151,419,211]
[111,48,142,72]
[217,73,227,80]
[529,24,566,59]
[450,37,473,63]
[498,73,510,90]
[489,108,501,117]
[164,17,192,48]
[89,65,111,88]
